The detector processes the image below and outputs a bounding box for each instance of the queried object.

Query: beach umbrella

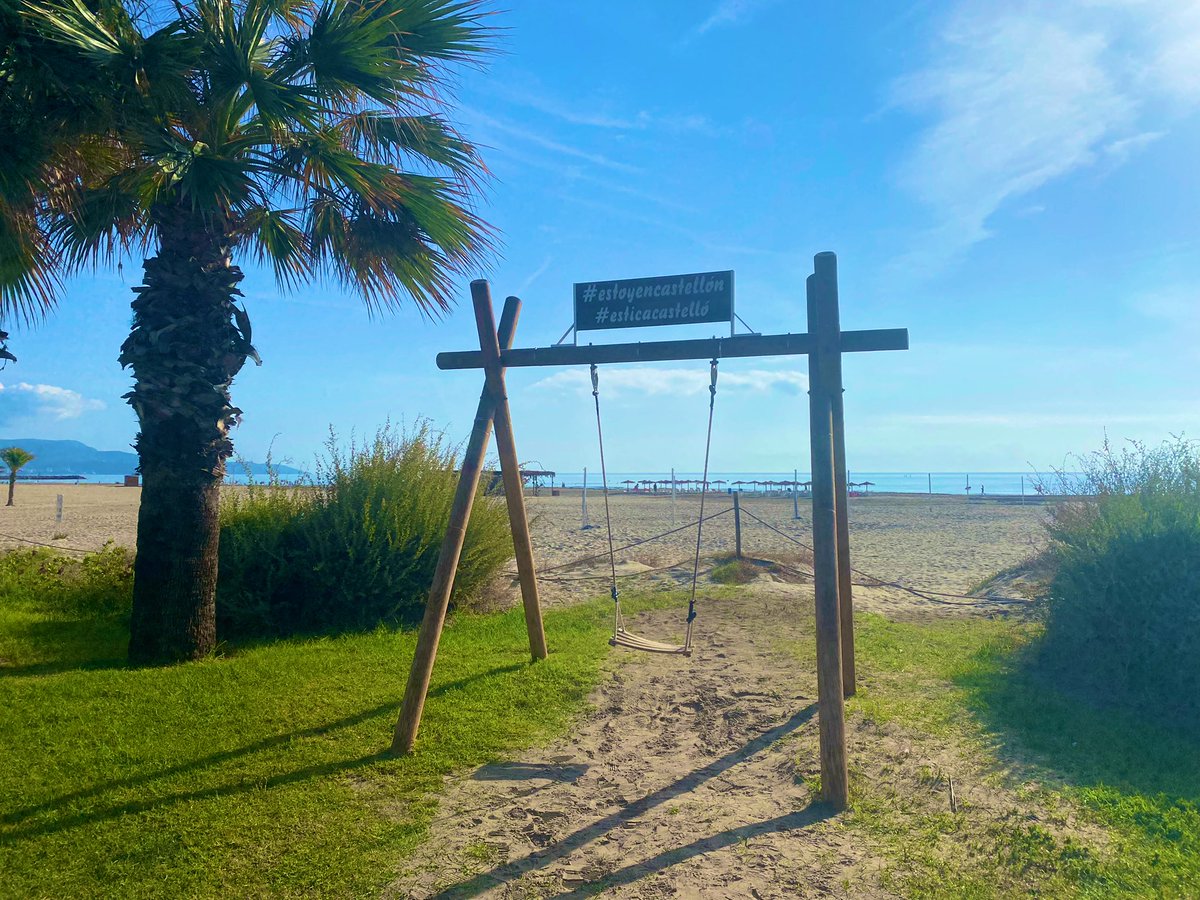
[860,480,875,494]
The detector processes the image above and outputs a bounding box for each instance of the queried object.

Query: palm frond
[0,200,59,322]
[48,175,151,268]
[339,112,485,186]
[279,0,426,106]
[22,0,128,62]
[382,0,493,65]
[239,205,312,288]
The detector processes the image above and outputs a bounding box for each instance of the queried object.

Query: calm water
[543,471,1082,496]
[39,473,307,486]
[62,470,1082,496]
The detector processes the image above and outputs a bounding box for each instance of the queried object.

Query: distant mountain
[0,439,301,477]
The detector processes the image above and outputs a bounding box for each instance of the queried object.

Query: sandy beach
[1,484,1046,618]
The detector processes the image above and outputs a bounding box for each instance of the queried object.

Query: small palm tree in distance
[1,447,36,507]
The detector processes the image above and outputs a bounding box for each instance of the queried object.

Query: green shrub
[217,424,513,640]
[1040,436,1200,722]
[0,545,133,619]
[0,546,133,670]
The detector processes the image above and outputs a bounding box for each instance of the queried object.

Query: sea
[522,471,1083,496]
[41,470,1083,496]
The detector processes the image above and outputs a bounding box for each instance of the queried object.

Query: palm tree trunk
[6,473,14,506]
[121,204,252,665]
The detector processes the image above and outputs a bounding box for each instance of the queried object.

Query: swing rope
[590,364,622,641]
[685,358,719,652]
[590,360,719,656]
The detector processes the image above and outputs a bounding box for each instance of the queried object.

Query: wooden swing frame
[391,252,909,810]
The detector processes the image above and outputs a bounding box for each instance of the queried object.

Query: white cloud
[1103,130,1166,164]
[484,83,715,135]
[1139,0,1200,103]
[689,0,780,39]
[892,0,1200,265]
[516,257,553,295]
[531,366,807,398]
[463,108,643,174]
[0,381,106,422]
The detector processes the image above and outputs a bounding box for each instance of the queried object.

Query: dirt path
[393,582,906,899]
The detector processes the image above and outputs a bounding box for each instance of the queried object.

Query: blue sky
[3,0,1199,474]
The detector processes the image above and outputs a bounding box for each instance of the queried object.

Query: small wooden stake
[807,261,850,811]
[733,490,743,559]
[813,252,856,697]
[392,288,521,754]
[475,286,548,663]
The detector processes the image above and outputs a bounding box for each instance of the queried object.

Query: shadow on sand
[427,703,829,899]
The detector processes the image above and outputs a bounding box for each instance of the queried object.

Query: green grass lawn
[3,548,1198,898]
[0,549,679,898]
[839,613,1200,898]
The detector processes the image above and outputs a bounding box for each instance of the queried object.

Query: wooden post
[392,290,521,754]
[733,490,743,559]
[813,252,856,697]
[807,262,850,810]
[475,285,549,662]
[671,466,676,525]
[793,467,801,520]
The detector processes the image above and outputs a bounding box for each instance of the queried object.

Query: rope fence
[503,497,1032,608]
[0,531,96,554]
[736,503,1031,606]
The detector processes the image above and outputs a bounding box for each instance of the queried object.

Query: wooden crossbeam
[435,327,907,371]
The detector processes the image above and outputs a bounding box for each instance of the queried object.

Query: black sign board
[574,270,734,332]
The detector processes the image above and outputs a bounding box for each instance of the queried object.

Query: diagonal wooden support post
[392,285,522,754]
[475,286,549,663]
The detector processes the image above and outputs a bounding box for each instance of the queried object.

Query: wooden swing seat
[610,629,693,656]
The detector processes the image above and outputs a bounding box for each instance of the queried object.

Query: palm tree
[2,447,35,506]
[1,0,122,320]
[11,0,494,664]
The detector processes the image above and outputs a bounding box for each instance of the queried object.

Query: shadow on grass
[0,662,526,840]
[428,704,822,899]
[955,645,1200,800]
[0,617,129,677]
